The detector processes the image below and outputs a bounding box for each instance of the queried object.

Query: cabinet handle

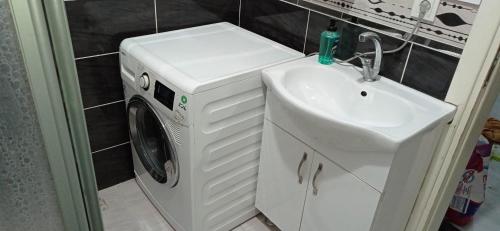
[297,152,308,184]
[312,163,323,196]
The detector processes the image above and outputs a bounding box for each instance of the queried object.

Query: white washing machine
[120,22,303,231]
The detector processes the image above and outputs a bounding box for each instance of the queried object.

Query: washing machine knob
[139,73,150,90]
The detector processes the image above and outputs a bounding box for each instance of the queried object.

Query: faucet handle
[358,56,372,66]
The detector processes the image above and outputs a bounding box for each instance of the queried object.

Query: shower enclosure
[1,0,103,230]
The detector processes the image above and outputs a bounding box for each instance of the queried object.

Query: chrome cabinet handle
[312,163,323,196]
[297,152,308,184]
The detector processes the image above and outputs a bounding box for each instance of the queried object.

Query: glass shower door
[0,0,64,230]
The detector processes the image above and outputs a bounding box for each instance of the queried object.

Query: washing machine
[120,22,303,231]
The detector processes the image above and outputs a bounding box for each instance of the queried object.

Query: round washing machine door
[128,95,179,188]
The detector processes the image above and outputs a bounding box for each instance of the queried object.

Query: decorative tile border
[302,0,479,48]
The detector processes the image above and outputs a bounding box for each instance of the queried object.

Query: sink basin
[283,66,414,128]
[263,56,455,144]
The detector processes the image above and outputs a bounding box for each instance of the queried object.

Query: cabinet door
[301,154,380,231]
[256,121,314,231]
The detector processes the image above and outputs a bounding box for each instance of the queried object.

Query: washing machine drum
[128,95,179,188]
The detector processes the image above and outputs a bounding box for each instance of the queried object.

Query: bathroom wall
[64,0,478,189]
[64,0,239,190]
[0,0,64,229]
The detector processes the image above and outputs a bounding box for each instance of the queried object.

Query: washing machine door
[128,95,179,188]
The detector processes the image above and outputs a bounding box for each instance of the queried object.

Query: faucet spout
[357,32,382,82]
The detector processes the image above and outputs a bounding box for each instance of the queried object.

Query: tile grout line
[83,99,125,111]
[154,0,158,33]
[75,51,119,61]
[238,0,242,26]
[302,10,311,54]
[400,43,414,84]
[91,141,131,154]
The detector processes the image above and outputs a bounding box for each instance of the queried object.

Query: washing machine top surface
[120,22,303,94]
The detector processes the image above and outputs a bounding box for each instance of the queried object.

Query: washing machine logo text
[179,95,188,111]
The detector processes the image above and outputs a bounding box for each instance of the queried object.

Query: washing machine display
[154,81,175,110]
[127,95,179,188]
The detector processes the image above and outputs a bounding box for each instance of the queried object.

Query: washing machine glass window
[128,95,179,187]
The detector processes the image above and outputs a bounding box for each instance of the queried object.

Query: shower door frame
[8,0,103,231]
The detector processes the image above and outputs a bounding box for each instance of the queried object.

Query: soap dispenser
[318,20,340,65]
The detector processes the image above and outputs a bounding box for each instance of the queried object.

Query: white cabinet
[256,121,380,231]
[300,154,380,231]
[256,121,313,231]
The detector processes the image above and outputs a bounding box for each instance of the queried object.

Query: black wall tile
[92,144,134,190]
[156,0,239,32]
[65,0,156,57]
[412,37,463,54]
[241,0,309,52]
[402,45,459,100]
[76,54,124,108]
[84,102,129,152]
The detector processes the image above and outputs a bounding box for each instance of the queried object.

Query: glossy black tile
[241,0,309,52]
[156,0,239,32]
[305,12,410,82]
[65,0,156,58]
[85,102,129,152]
[76,54,124,108]
[402,45,459,100]
[92,143,133,190]
[412,37,463,54]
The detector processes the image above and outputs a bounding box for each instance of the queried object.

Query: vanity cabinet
[300,154,380,231]
[255,120,314,231]
[256,121,380,231]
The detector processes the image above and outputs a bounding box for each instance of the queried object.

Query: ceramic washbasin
[263,55,456,146]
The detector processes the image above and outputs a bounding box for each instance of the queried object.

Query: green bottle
[318,20,340,65]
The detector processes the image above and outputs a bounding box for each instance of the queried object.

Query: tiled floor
[99,179,279,231]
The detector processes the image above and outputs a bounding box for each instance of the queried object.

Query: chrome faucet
[357,32,382,82]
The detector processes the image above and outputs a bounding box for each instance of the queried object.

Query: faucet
[357,32,382,82]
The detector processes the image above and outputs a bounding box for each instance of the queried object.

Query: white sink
[263,55,455,147]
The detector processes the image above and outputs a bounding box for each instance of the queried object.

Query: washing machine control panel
[135,68,190,126]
